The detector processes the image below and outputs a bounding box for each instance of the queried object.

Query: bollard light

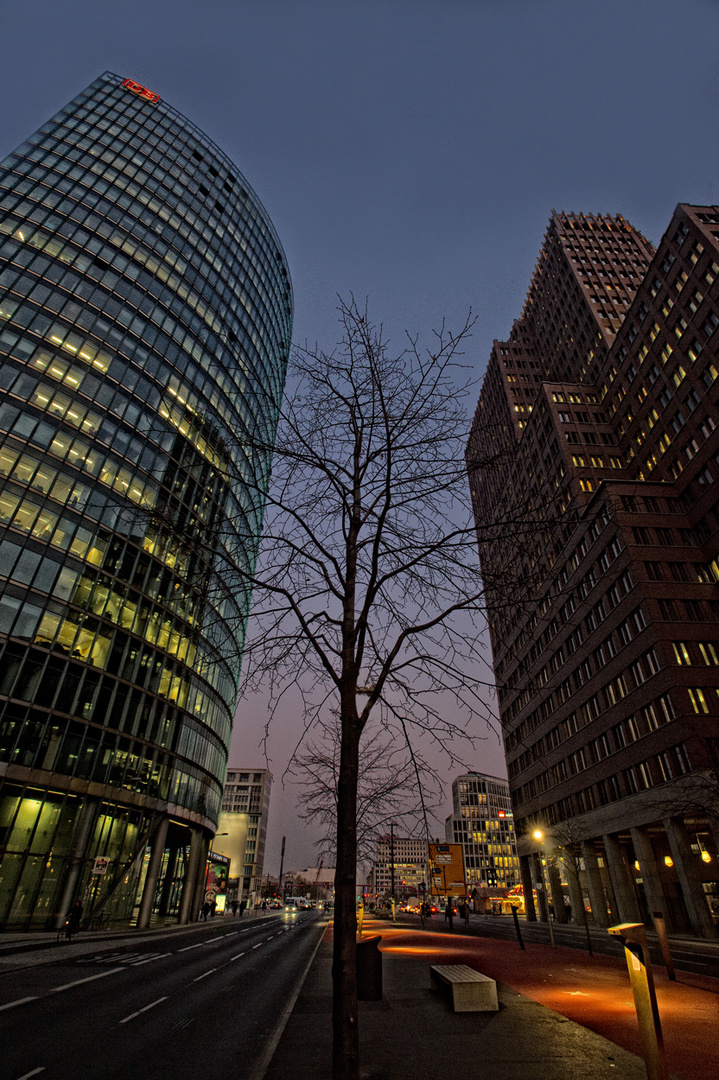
[608,922,668,1080]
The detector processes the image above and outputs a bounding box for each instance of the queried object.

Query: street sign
[91,857,110,875]
[427,843,466,896]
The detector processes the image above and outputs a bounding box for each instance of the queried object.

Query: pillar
[664,817,716,938]
[136,815,168,930]
[178,827,204,925]
[533,853,549,921]
[190,833,210,922]
[519,854,537,921]
[563,855,584,924]
[54,797,98,929]
[603,833,641,923]
[582,840,611,927]
[631,827,670,929]
[548,860,568,923]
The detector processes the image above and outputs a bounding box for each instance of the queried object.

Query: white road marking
[119,996,168,1024]
[49,968,124,993]
[0,996,38,1012]
[251,942,263,950]
[131,952,171,966]
[192,968,216,982]
[17,1069,46,1080]
[178,941,207,952]
[226,951,246,963]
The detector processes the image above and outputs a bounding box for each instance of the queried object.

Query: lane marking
[131,952,171,966]
[49,968,124,994]
[178,941,207,952]
[226,951,246,963]
[251,942,263,950]
[0,996,38,1012]
[17,1070,46,1080]
[192,968,216,982]
[119,996,168,1025]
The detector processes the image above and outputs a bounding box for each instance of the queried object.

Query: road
[0,910,325,1080]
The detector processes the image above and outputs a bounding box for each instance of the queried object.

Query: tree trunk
[332,714,360,1080]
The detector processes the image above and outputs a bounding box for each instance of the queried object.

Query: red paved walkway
[361,919,719,1080]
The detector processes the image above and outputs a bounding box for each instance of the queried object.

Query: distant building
[284,867,336,898]
[367,835,427,897]
[445,773,519,890]
[212,768,271,905]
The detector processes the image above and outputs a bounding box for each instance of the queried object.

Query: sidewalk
[266,917,719,1080]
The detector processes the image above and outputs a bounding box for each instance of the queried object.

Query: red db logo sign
[122,78,160,104]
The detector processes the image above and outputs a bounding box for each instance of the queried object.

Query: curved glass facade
[0,73,292,928]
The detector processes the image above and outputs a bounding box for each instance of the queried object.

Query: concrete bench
[430,964,499,1012]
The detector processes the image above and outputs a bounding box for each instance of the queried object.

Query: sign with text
[91,856,110,875]
[122,78,160,104]
[427,843,466,896]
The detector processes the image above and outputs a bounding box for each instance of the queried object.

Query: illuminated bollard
[357,902,364,938]
[608,922,668,1080]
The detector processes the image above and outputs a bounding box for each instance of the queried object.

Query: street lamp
[532,829,556,949]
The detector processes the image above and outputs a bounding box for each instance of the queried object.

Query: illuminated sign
[427,843,466,896]
[122,78,160,104]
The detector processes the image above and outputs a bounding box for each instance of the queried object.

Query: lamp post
[533,829,556,949]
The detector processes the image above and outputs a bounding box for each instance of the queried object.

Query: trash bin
[356,934,382,1000]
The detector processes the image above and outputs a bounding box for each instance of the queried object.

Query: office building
[467,206,719,936]
[0,74,292,929]
[445,773,519,889]
[367,835,427,897]
[214,768,271,905]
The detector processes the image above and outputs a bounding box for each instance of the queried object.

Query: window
[688,688,710,714]
[699,642,719,665]
[672,642,691,665]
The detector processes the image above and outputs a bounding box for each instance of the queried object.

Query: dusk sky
[2,0,719,872]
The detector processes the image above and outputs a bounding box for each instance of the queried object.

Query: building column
[533,853,549,921]
[136,816,169,930]
[563,855,584,924]
[582,841,611,927]
[603,833,641,923]
[178,827,203,925]
[519,855,536,921]
[664,817,716,938]
[548,860,567,923]
[190,834,210,923]
[54,797,98,929]
[631,827,669,929]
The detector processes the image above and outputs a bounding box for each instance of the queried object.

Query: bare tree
[287,712,443,868]
[238,297,499,1080]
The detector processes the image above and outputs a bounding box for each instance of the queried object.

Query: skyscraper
[468,206,719,937]
[0,74,292,929]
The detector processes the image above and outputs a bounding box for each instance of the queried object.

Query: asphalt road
[0,910,325,1080]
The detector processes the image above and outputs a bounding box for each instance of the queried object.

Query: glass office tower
[0,73,292,929]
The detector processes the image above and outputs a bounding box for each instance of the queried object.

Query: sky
[2,0,719,873]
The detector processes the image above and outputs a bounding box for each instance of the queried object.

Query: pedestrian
[239,899,247,917]
[261,899,267,911]
[231,900,238,917]
[202,900,211,921]
[67,898,83,937]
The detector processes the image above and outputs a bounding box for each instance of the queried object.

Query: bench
[430,964,499,1012]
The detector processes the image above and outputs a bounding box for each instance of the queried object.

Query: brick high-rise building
[467,206,719,937]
